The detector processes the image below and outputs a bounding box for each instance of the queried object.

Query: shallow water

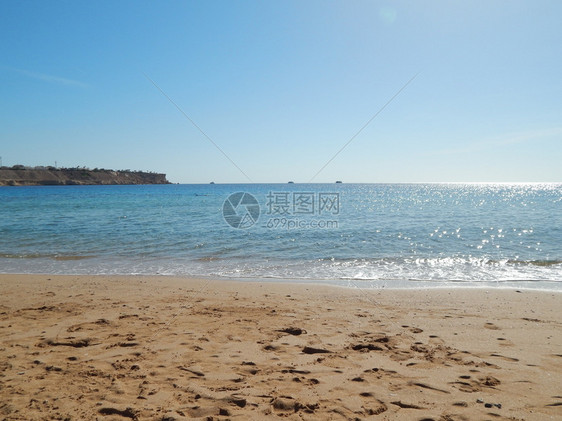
[1,183,561,289]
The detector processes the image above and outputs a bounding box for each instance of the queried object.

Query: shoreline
[1,272,561,293]
[1,274,561,420]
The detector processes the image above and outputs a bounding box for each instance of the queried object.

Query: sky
[1,1,561,183]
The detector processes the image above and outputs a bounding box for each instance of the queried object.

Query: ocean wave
[0,253,95,260]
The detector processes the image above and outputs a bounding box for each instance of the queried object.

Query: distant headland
[0,165,170,186]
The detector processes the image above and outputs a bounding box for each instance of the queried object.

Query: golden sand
[0,274,560,420]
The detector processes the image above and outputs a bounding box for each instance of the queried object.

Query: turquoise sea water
[1,183,561,290]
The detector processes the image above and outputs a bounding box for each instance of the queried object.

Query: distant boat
[210,181,215,184]
[288,181,294,184]
[335,180,343,184]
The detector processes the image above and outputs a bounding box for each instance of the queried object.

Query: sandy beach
[0,274,560,420]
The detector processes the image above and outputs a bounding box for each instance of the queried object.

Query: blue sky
[1,1,561,183]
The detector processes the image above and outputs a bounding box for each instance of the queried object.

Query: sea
[1,183,561,290]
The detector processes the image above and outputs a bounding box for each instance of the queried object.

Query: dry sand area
[1,274,561,420]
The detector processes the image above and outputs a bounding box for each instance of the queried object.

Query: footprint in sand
[489,353,519,362]
[359,394,387,415]
[449,375,500,392]
[496,337,514,347]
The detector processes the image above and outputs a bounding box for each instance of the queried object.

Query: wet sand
[0,274,561,420]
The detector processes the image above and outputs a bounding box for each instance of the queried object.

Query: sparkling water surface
[1,183,560,290]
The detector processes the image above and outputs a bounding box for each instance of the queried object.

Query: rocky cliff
[0,167,171,186]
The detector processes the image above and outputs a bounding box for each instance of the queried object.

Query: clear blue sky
[1,1,561,183]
